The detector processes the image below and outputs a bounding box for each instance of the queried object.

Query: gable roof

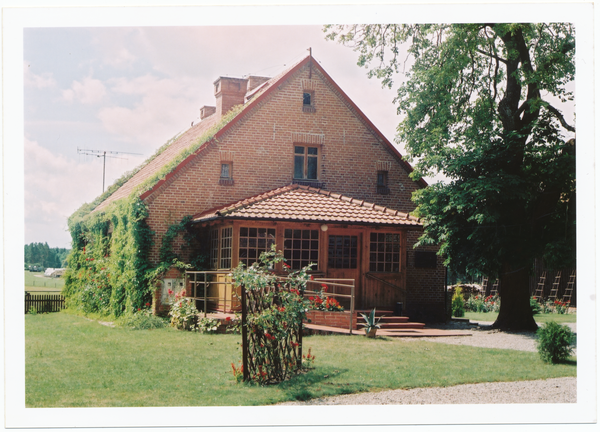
[92,55,426,214]
[192,184,422,227]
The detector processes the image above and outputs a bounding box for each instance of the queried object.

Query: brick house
[89,54,446,321]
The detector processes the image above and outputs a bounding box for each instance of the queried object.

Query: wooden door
[325,231,361,310]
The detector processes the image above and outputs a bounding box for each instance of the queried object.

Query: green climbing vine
[63,104,245,317]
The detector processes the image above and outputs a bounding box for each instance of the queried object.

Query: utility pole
[77,148,141,193]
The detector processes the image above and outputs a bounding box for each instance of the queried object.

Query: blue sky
[23,25,404,248]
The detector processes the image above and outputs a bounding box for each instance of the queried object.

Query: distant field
[24,271,64,293]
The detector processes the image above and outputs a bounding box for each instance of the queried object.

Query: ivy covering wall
[62,106,245,317]
[63,198,155,316]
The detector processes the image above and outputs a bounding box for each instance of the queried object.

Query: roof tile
[193,184,421,227]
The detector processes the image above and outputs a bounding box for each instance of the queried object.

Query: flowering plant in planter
[308,284,344,312]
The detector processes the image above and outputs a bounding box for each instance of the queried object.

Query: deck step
[379,322,426,330]
[355,309,394,316]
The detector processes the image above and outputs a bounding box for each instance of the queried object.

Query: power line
[77,148,141,193]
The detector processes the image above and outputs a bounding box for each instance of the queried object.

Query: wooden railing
[184,271,355,333]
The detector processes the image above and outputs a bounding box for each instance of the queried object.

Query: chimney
[246,76,271,93]
[214,77,248,117]
[200,105,216,120]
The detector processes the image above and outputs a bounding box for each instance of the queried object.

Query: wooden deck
[303,323,471,338]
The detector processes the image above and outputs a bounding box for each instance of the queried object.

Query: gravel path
[279,321,577,405]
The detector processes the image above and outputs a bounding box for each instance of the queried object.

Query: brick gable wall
[143,61,445,320]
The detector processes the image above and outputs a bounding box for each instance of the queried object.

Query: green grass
[24,271,63,292]
[464,311,576,324]
[26,311,576,407]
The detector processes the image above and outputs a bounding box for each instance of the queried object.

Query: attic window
[376,171,390,194]
[219,162,234,186]
[303,91,315,113]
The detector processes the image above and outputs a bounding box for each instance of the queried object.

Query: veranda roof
[192,184,422,227]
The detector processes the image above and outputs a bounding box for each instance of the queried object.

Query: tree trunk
[492,264,538,331]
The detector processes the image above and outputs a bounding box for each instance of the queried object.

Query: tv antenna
[77,148,142,193]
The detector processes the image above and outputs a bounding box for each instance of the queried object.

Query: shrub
[451,286,465,317]
[117,308,167,330]
[197,317,221,334]
[167,289,199,331]
[536,321,575,364]
[530,296,542,314]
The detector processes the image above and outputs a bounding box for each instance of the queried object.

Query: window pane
[307,147,318,155]
[294,155,304,178]
[303,93,311,105]
[307,156,318,179]
[295,146,305,154]
[221,163,230,178]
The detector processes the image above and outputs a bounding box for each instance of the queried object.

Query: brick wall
[404,230,446,322]
[305,310,357,329]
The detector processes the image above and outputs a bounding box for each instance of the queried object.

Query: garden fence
[25,293,65,313]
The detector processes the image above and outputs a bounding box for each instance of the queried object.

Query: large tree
[325,24,576,330]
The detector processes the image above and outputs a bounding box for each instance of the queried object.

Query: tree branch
[474,47,508,64]
[544,103,576,132]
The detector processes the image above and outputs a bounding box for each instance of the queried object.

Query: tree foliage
[325,24,575,330]
[24,242,69,269]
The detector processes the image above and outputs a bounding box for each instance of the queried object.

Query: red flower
[137,308,141,311]
[310,275,314,280]
[278,306,285,312]
[145,302,150,307]
[225,316,231,322]
[321,284,328,292]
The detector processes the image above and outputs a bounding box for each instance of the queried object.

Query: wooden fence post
[241,283,249,382]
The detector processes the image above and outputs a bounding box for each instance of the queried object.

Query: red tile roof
[192,184,422,226]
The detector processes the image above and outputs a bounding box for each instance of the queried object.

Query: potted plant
[360,308,383,338]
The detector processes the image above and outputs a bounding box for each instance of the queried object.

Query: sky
[23,25,406,249]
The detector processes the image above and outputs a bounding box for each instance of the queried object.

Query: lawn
[26,311,576,407]
[463,311,576,325]
[24,270,63,293]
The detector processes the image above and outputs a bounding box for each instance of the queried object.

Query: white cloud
[63,76,107,104]
[98,74,201,147]
[90,28,138,69]
[23,63,56,89]
[24,138,102,247]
